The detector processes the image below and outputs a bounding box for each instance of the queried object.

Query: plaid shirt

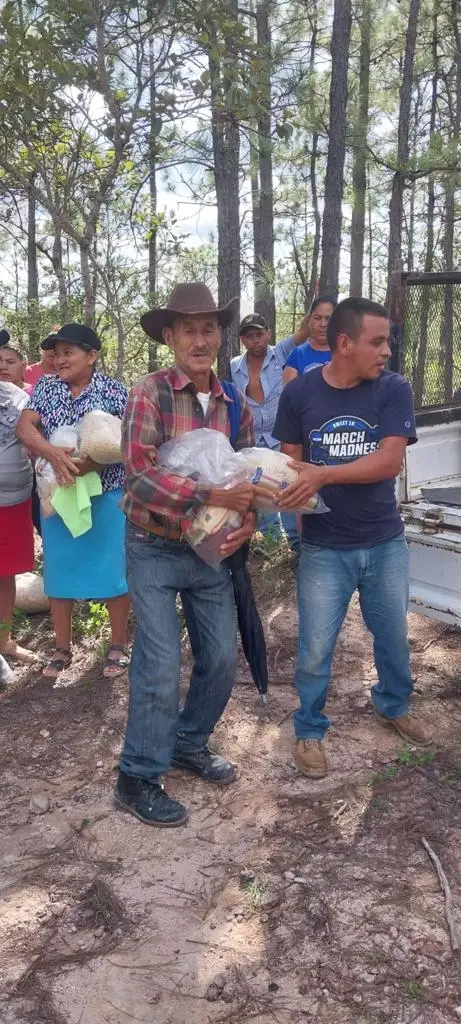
[122,365,254,532]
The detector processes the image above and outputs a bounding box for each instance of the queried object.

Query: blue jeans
[120,523,237,779]
[256,439,299,548]
[258,510,299,547]
[295,536,413,739]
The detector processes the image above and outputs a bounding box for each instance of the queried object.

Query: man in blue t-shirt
[273,296,433,779]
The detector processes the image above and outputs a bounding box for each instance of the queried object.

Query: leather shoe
[171,746,236,784]
[294,739,328,778]
[375,710,433,747]
[115,771,188,826]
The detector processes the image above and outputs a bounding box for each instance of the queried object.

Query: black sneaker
[171,746,236,784]
[115,771,188,827]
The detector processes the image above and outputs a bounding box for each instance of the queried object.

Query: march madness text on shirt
[310,417,378,464]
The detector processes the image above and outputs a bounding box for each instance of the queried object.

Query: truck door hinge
[421,508,445,533]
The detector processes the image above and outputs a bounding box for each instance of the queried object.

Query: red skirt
[0,499,34,576]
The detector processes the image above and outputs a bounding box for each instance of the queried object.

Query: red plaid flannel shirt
[121,365,254,532]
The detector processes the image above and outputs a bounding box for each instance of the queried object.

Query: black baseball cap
[239,313,268,335]
[41,323,101,351]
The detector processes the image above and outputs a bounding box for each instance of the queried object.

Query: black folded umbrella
[225,543,268,704]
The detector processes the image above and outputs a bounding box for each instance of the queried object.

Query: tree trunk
[52,225,69,322]
[80,245,95,325]
[309,131,321,306]
[252,0,275,333]
[308,4,320,306]
[319,0,352,297]
[367,164,373,297]
[386,0,420,301]
[414,16,438,407]
[115,311,126,381]
[27,181,39,356]
[350,0,371,296]
[209,2,241,379]
[440,1,461,401]
[147,24,159,372]
[406,85,422,277]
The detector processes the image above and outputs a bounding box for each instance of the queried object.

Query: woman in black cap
[17,324,130,678]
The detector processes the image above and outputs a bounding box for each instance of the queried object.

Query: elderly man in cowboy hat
[116,282,257,827]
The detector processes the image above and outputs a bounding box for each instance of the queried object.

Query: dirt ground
[2,551,461,1024]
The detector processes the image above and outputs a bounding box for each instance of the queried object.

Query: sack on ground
[79,410,122,465]
[15,572,49,613]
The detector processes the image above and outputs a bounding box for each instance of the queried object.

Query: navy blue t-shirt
[273,368,417,549]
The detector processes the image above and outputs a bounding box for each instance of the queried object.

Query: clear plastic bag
[158,428,245,566]
[36,425,80,517]
[158,428,244,486]
[236,446,329,514]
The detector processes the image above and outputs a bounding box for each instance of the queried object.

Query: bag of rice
[237,446,328,514]
[79,410,122,465]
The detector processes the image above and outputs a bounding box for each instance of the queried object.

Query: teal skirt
[41,488,128,599]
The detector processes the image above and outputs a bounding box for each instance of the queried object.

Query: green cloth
[51,472,103,538]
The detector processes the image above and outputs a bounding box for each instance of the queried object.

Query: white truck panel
[402,412,461,624]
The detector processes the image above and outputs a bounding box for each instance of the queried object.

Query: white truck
[401,405,461,625]
[389,268,461,625]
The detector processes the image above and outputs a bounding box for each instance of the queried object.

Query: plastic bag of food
[157,428,246,566]
[236,446,329,514]
[158,428,244,486]
[79,410,122,465]
[36,425,80,517]
[185,506,242,567]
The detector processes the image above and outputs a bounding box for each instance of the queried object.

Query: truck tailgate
[403,499,461,624]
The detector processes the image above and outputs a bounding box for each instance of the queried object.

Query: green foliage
[370,748,434,785]
[403,979,424,999]
[74,601,110,642]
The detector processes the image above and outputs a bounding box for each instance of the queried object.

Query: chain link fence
[400,272,461,409]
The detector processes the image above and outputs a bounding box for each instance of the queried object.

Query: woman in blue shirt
[283,297,336,385]
[17,324,130,679]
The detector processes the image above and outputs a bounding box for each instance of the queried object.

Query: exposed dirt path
[2,554,461,1024]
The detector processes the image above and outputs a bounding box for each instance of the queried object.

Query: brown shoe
[375,711,433,747]
[294,739,328,778]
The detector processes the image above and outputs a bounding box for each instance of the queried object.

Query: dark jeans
[120,523,237,780]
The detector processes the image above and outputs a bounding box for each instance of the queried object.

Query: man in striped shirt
[116,283,256,828]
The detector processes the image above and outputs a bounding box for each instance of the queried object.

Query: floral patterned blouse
[28,371,128,492]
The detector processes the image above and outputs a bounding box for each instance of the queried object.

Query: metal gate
[389,269,461,409]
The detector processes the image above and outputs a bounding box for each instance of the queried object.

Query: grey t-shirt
[0,382,33,507]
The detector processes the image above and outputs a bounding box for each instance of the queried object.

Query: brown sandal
[103,644,130,678]
[42,648,72,678]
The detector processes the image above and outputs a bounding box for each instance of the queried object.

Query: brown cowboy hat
[140,282,239,343]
